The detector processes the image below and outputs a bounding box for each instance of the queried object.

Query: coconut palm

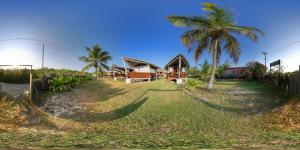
[79,44,112,79]
[167,3,264,89]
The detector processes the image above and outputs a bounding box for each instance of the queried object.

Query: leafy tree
[188,66,201,78]
[167,3,264,89]
[79,44,112,79]
[246,61,266,80]
[200,59,211,82]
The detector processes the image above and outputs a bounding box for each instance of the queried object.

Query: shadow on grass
[61,88,147,122]
[58,88,180,123]
[184,88,287,115]
[82,80,128,102]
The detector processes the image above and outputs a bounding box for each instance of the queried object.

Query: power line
[271,41,300,55]
[0,37,81,68]
[0,37,74,54]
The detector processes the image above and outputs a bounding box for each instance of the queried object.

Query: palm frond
[81,63,94,72]
[223,34,240,63]
[79,56,89,62]
[226,26,265,41]
[100,63,110,71]
[193,35,209,61]
[202,2,234,25]
[216,42,222,64]
[167,16,209,28]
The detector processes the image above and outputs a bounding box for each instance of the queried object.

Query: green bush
[48,76,81,92]
[246,61,266,81]
[49,77,69,92]
[0,68,92,92]
[187,78,199,91]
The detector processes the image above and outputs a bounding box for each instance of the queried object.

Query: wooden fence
[266,71,300,97]
[289,72,300,97]
[127,72,156,79]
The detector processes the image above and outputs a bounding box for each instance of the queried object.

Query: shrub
[49,76,80,92]
[188,66,201,78]
[187,79,199,91]
[246,61,266,81]
[49,77,69,92]
[64,76,80,88]
[200,59,211,81]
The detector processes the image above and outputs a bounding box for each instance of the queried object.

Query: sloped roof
[123,57,160,69]
[164,54,190,69]
[112,65,133,72]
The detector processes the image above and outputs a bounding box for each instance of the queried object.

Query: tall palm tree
[167,3,264,89]
[79,44,112,79]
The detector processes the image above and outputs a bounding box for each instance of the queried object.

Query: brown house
[222,67,248,79]
[112,65,133,80]
[165,54,190,81]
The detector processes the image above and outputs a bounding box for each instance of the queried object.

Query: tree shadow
[183,90,283,115]
[80,80,128,102]
[60,88,150,123]
[63,97,148,123]
[54,88,180,123]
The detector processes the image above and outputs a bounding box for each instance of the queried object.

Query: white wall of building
[134,65,150,72]
[150,68,156,73]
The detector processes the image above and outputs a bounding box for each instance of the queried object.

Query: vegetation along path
[0,79,299,149]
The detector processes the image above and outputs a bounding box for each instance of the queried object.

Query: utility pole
[262,51,268,72]
[42,43,45,69]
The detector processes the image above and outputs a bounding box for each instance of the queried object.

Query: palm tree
[167,3,264,89]
[79,44,112,79]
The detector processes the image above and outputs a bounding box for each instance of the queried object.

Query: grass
[0,79,299,149]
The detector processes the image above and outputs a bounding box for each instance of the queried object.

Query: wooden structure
[123,57,160,82]
[112,65,132,80]
[165,54,189,81]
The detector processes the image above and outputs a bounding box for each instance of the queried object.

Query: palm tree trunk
[207,40,218,90]
[95,67,99,80]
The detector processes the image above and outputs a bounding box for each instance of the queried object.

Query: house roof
[164,54,190,69]
[123,57,160,69]
[112,65,133,72]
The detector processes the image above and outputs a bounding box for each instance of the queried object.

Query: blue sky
[0,0,300,72]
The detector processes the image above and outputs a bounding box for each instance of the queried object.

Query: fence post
[298,72,300,97]
[29,72,32,100]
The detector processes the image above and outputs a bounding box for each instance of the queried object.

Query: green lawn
[0,79,299,149]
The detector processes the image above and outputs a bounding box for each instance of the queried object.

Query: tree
[200,59,211,82]
[246,61,266,80]
[188,66,201,78]
[216,60,230,79]
[79,44,112,79]
[167,3,264,89]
